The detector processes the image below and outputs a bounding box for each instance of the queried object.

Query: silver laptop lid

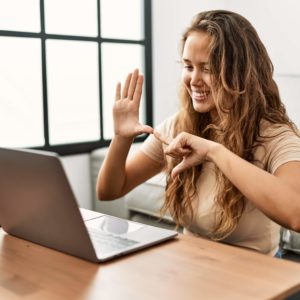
[0,147,98,262]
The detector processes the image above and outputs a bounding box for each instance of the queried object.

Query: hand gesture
[154,131,217,178]
[113,69,153,138]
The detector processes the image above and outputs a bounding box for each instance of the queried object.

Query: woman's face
[181,31,216,115]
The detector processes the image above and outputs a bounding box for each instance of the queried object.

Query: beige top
[141,115,300,255]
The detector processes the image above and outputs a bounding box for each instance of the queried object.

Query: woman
[97,10,300,256]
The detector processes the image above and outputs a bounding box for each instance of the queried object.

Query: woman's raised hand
[113,69,153,139]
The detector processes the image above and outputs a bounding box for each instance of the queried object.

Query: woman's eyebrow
[182,58,209,65]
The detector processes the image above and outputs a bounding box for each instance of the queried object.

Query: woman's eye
[203,66,211,73]
[184,65,193,70]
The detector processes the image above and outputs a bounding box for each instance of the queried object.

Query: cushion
[125,173,174,223]
[281,228,300,255]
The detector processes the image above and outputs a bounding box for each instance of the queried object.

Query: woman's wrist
[112,134,134,146]
[206,141,223,162]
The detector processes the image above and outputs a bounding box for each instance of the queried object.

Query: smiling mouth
[192,91,210,101]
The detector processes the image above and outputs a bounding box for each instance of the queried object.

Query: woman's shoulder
[158,113,179,125]
[156,113,179,135]
[259,119,299,139]
[257,119,300,174]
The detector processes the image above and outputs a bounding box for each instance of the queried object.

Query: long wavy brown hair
[161,10,297,240]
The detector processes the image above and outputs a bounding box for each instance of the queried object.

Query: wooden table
[1,229,300,300]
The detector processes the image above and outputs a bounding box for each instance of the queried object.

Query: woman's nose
[190,70,204,86]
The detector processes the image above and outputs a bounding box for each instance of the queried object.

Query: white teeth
[193,91,209,97]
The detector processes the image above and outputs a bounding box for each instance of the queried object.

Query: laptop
[0,147,177,262]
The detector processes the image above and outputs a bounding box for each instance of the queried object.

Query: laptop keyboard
[87,227,139,256]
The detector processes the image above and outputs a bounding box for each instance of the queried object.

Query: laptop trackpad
[86,216,144,235]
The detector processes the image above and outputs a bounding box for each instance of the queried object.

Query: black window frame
[0,0,153,156]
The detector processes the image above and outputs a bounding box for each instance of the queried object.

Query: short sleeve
[140,114,177,165]
[263,125,300,174]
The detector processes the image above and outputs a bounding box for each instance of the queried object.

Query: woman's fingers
[115,82,121,101]
[154,131,192,156]
[121,72,132,99]
[172,161,188,179]
[153,130,171,145]
[136,124,154,135]
[165,147,191,159]
[127,69,139,100]
[171,153,199,178]
[133,75,144,104]
[120,69,142,103]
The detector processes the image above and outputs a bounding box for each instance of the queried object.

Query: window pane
[0,0,40,32]
[0,37,44,147]
[101,0,144,40]
[44,0,98,37]
[46,40,100,145]
[101,43,145,139]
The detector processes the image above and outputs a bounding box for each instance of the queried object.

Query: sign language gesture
[113,69,153,139]
[154,131,217,178]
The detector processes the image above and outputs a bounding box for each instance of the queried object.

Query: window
[0,0,152,155]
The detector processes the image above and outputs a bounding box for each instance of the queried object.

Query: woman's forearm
[96,135,133,200]
[207,143,300,231]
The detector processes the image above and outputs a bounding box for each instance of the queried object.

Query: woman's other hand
[154,130,218,178]
[113,69,153,138]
